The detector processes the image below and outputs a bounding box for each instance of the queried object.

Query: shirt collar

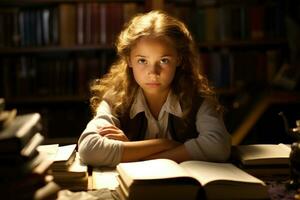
[129,88,183,119]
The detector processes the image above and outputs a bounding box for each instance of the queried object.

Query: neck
[143,90,169,119]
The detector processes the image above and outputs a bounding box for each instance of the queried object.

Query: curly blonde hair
[90,10,220,118]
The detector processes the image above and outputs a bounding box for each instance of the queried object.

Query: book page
[92,167,119,190]
[54,144,76,162]
[180,161,265,186]
[37,144,59,161]
[117,159,190,187]
[68,152,87,173]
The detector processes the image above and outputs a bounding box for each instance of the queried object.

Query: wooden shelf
[199,39,288,49]
[0,39,287,54]
[196,0,282,7]
[0,45,114,54]
[0,0,144,6]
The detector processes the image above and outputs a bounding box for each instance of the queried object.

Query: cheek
[132,67,145,83]
[162,67,177,84]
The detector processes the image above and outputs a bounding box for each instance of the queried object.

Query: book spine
[0,113,42,153]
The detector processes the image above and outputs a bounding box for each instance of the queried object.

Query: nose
[148,62,160,77]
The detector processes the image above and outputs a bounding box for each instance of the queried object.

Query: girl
[78,10,231,167]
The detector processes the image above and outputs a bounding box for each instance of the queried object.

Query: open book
[116,159,269,200]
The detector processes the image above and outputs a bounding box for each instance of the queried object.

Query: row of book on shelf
[201,49,282,88]
[1,53,112,98]
[1,48,283,99]
[0,2,143,47]
[0,1,285,47]
[188,3,285,42]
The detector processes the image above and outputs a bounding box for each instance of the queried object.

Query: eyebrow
[134,55,174,58]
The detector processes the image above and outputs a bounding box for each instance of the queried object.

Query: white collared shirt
[78,88,231,167]
[130,89,182,139]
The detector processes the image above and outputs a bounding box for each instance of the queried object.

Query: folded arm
[78,101,180,167]
[144,100,232,163]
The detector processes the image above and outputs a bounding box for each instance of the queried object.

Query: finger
[99,128,121,136]
[104,134,128,141]
[99,127,120,135]
[100,125,118,131]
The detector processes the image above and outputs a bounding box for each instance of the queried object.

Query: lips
[146,82,160,86]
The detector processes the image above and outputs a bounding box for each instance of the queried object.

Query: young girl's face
[129,37,179,97]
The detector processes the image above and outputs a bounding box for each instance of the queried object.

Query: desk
[57,167,120,200]
[55,167,298,200]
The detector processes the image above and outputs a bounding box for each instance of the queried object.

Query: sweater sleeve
[184,99,231,162]
[78,101,124,167]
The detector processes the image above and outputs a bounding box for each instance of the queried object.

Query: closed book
[34,181,60,200]
[54,173,88,191]
[0,173,50,199]
[37,143,77,171]
[52,152,88,179]
[0,132,44,165]
[0,113,42,153]
[0,150,46,179]
[242,165,290,178]
[0,108,17,129]
[59,4,76,46]
[51,144,77,171]
[116,159,268,200]
[233,144,291,166]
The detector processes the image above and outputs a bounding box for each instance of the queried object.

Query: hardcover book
[233,144,291,177]
[234,144,291,166]
[116,159,268,200]
[0,113,42,153]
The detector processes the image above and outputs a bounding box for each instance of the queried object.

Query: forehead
[130,37,177,56]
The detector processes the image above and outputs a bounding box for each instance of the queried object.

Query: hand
[98,125,129,141]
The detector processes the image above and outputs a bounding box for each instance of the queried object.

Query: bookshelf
[0,0,151,143]
[0,0,299,144]
[162,0,299,144]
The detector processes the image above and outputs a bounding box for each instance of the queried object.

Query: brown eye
[160,58,169,64]
[138,58,147,64]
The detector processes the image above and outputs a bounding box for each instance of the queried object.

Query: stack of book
[116,159,269,200]
[0,98,17,129]
[233,144,291,178]
[0,110,60,199]
[38,143,89,191]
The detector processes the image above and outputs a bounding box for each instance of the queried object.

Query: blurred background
[0,0,299,145]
